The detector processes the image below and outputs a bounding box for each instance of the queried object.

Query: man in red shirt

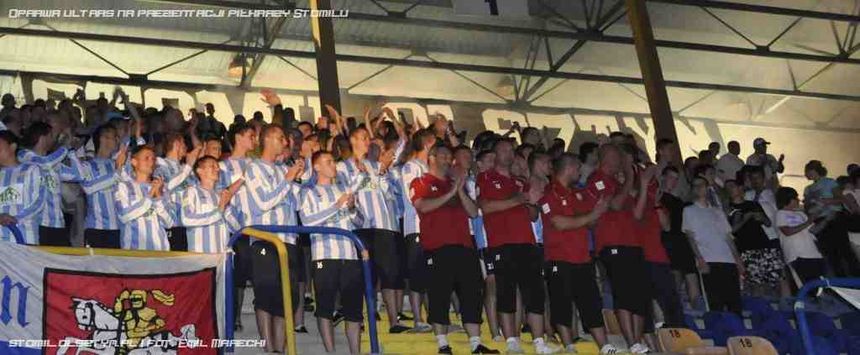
[633,164,684,332]
[586,143,650,354]
[539,153,615,354]
[412,144,498,354]
[477,138,556,354]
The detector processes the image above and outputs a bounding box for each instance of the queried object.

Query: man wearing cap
[746,138,784,189]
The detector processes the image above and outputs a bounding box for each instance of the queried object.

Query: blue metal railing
[224,225,380,354]
[794,278,860,355]
[6,224,25,244]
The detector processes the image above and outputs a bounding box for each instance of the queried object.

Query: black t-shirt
[661,192,686,237]
[728,200,771,252]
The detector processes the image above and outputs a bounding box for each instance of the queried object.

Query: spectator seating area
[674,295,860,355]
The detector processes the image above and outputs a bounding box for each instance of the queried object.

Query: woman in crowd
[803,160,858,276]
[775,186,826,285]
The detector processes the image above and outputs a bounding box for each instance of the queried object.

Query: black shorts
[600,246,651,316]
[405,233,428,292]
[251,241,301,317]
[663,232,697,274]
[480,249,495,276]
[167,226,187,251]
[487,243,545,314]
[84,229,120,249]
[355,228,405,289]
[312,259,365,322]
[39,226,70,246]
[426,245,484,325]
[233,237,253,286]
[545,261,604,329]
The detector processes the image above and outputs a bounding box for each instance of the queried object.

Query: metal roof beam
[141,0,860,64]
[140,0,860,65]
[647,0,860,23]
[3,26,860,102]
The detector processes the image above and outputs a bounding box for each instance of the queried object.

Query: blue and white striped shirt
[465,176,488,249]
[388,165,404,229]
[154,157,194,228]
[299,183,363,261]
[532,218,544,244]
[18,148,83,228]
[400,159,428,235]
[336,158,398,232]
[79,158,120,230]
[115,178,172,250]
[181,185,240,253]
[219,157,252,228]
[243,159,300,244]
[0,163,45,244]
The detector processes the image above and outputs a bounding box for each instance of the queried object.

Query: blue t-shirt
[804,177,840,217]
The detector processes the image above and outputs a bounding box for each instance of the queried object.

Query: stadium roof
[0,0,858,131]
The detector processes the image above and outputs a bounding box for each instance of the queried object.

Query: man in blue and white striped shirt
[336,126,410,333]
[19,121,83,246]
[115,145,172,251]
[156,133,199,251]
[182,156,243,253]
[80,124,123,248]
[299,150,365,354]
[244,124,304,354]
[399,129,436,332]
[0,131,45,244]
[219,123,257,332]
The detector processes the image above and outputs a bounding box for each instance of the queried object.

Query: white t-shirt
[775,210,822,263]
[682,202,735,263]
[715,154,744,186]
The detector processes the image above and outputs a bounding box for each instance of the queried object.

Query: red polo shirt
[540,180,594,264]
[477,168,534,248]
[640,181,670,263]
[586,169,639,251]
[411,173,473,252]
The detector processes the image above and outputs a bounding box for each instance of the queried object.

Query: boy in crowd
[299,151,365,354]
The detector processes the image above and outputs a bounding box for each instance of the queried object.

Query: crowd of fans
[0,87,858,354]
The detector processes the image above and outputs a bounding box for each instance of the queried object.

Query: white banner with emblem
[0,243,226,355]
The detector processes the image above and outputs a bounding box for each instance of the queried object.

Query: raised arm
[633,166,658,220]
[456,177,479,217]
[80,163,118,195]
